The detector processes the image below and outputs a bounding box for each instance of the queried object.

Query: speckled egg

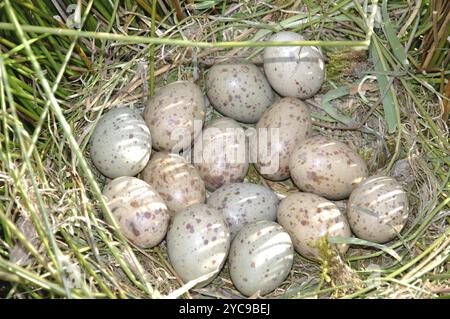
[206,59,274,123]
[144,81,206,152]
[166,204,231,287]
[193,117,249,191]
[229,221,294,296]
[141,152,206,215]
[253,97,312,181]
[277,192,351,260]
[207,183,279,238]
[263,31,325,98]
[289,135,368,200]
[90,107,152,178]
[102,176,170,248]
[347,175,409,244]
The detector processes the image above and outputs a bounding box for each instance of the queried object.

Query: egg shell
[263,31,325,99]
[347,175,409,244]
[207,183,279,238]
[141,152,206,215]
[289,135,368,200]
[206,59,274,123]
[193,117,249,191]
[144,81,206,152]
[90,107,151,178]
[229,221,294,296]
[277,192,351,260]
[253,97,312,181]
[166,204,231,287]
[102,176,170,248]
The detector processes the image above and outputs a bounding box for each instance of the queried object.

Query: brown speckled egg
[166,204,230,287]
[144,81,206,152]
[347,175,409,244]
[141,152,206,215]
[206,59,274,123]
[253,98,312,181]
[207,183,279,238]
[229,221,294,296]
[103,176,170,248]
[263,31,325,98]
[277,192,351,261]
[289,136,368,200]
[90,107,152,178]
[193,117,249,191]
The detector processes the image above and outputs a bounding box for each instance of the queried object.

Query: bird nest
[0,0,448,299]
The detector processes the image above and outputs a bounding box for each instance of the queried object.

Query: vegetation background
[0,0,448,298]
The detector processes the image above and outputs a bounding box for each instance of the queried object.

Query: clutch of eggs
[86,29,415,297]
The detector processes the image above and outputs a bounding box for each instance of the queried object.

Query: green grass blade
[381,0,409,67]
[328,236,402,261]
[370,39,398,133]
[320,86,357,126]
